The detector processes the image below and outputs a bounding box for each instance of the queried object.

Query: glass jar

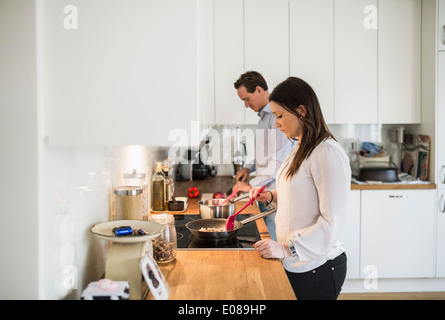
[148,213,177,263]
[152,162,166,211]
[114,186,143,220]
[123,169,148,220]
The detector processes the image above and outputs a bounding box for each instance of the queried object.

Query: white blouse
[275,138,351,273]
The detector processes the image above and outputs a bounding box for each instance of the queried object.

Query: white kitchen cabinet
[244,0,289,125]
[439,0,445,51]
[340,190,361,279]
[438,52,445,188]
[360,189,435,278]
[214,0,244,125]
[378,0,421,124]
[334,0,378,124]
[43,0,208,147]
[289,0,334,124]
[436,190,445,277]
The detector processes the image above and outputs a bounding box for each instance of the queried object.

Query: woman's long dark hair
[269,77,336,179]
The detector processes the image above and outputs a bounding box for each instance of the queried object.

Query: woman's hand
[254,239,290,259]
[249,187,273,202]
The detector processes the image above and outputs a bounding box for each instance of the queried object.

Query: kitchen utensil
[167,196,185,211]
[225,185,265,231]
[198,193,249,219]
[185,208,276,243]
[218,188,239,206]
[90,219,164,300]
[90,219,164,244]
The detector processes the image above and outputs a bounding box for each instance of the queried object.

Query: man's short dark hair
[234,71,268,93]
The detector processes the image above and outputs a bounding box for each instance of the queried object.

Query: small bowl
[168,200,185,211]
[175,197,188,204]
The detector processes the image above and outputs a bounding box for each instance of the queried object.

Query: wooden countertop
[154,250,296,300]
[351,182,436,190]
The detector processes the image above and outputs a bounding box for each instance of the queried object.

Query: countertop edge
[351,183,437,190]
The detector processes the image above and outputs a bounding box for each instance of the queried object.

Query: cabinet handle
[388,194,407,198]
[443,26,445,46]
[440,195,445,213]
[441,165,445,185]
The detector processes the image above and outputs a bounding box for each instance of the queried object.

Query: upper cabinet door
[334,0,378,124]
[378,0,421,124]
[244,0,289,125]
[43,0,201,147]
[214,0,244,125]
[290,0,334,124]
[439,0,445,51]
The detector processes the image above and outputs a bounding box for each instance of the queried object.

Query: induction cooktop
[174,214,261,250]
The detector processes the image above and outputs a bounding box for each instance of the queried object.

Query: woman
[250,77,351,300]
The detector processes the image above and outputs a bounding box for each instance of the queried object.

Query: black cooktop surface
[174,214,261,250]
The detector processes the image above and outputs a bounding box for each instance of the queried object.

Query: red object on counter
[188,187,199,198]
[212,192,226,199]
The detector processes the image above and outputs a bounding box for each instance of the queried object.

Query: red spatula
[225,185,266,231]
[218,188,238,206]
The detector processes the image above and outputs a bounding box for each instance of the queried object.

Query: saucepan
[186,208,276,243]
[198,193,249,219]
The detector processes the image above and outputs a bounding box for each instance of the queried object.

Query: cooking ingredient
[149,214,177,263]
[188,187,199,198]
[163,157,175,208]
[212,192,226,199]
[114,186,143,220]
[152,162,166,211]
[199,227,226,232]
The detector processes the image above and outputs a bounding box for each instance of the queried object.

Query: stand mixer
[90,220,164,300]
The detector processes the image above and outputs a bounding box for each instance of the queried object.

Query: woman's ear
[297,105,307,117]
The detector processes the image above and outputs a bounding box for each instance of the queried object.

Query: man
[232,71,294,241]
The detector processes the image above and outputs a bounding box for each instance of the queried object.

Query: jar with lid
[123,169,148,220]
[114,186,143,220]
[148,213,177,263]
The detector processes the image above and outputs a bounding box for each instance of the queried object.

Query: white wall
[0,0,39,299]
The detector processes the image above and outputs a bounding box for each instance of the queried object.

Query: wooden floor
[338,292,445,300]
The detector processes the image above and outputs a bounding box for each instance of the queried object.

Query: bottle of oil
[152,162,166,211]
[163,157,174,208]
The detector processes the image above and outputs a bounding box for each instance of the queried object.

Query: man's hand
[236,168,250,182]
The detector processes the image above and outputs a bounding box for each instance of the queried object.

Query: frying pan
[186,208,276,243]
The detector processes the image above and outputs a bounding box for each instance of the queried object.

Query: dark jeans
[285,252,347,300]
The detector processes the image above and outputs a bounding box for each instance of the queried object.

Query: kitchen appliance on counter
[174,214,261,249]
[358,162,400,182]
[90,220,164,300]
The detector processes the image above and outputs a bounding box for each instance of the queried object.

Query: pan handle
[230,193,250,203]
[240,208,277,225]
